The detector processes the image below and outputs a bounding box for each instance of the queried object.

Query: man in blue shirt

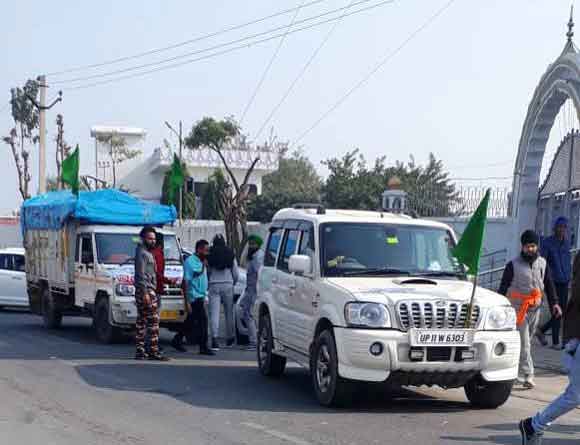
[182,239,214,356]
[538,216,572,348]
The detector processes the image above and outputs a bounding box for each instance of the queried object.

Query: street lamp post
[165,121,184,225]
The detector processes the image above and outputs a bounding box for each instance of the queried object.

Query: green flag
[452,189,490,275]
[61,145,80,195]
[167,154,185,203]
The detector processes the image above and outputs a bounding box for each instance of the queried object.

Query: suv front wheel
[464,374,513,409]
[311,329,354,407]
[257,312,286,377]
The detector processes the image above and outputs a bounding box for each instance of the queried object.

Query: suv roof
[272,208,452,231]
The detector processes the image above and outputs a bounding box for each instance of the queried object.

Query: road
[0,309,578,445]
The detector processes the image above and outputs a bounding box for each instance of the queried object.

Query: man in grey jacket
[239,235,264,351]
[134,226,168,361]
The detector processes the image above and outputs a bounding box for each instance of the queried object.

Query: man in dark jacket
[537,216,572,348]
[498,230,561,389]
[520,251,580,443]
[134,226,169,361]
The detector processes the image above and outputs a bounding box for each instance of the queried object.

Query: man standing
[182,239,215,356]
[239,235,264,351]
[519,252,580,443]
[537,217,572,349]
[498,230,561,389]
[134,226,169,361]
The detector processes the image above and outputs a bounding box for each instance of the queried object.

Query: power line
[46,0,329,77]
[53,0,380,86]
[292,0,457,146]
[240,0,307,125]
[254,0,362,141]
[63,0,394,92]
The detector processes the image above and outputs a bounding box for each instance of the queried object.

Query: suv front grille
[397,301,480,330]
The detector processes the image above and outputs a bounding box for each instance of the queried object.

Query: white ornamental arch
[511,15,579,255]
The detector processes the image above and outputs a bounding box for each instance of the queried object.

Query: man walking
[239,235,264,351]
[498,230,561,389]
[182,239,215,356]
[537,217,572,349]
[134,226,169,361]
[519,251,580,443]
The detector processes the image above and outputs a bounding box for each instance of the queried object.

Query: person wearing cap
[498,230,562,389]
[537,217,572,349]
[239,234,264,351]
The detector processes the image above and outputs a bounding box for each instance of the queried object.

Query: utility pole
[165,120,184,225]
[28,75,62,194]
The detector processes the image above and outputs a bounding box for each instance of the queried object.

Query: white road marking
[241,422,312,445]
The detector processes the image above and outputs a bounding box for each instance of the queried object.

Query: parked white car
[255,206,519,408]
[0,247,27,308]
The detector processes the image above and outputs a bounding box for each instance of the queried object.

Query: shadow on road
[75,362,471,414]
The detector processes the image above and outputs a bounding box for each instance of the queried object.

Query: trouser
[190,299,209,351]
[208,283,234,341]
[532,341,580,432]
[146,295,162,350]
[135,291,160,355]
[541,282,569,345]
[239,290,257,346]
[518,306,541,378]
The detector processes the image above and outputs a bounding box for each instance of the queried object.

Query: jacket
[134,245,157,294]
[245,249,264,294]
[541,236,572,284]
[208,259,239,286]
[151,246,166,295]
[564,252,580,342]
[183,254,208,302]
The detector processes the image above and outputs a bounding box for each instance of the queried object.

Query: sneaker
[200,349,216,356]
[148,353,170,362]
[211,338,220,351]
[171,337,187,353]
[523,377,536,390]
[535,330,548,347]
[515,376,526,386]
[226,338,235,348]
[134,351,148,360]
[519,418,543,444]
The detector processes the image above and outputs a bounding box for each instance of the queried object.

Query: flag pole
[465,274,478,328]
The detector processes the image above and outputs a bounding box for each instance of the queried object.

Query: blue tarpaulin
[21,189,177,233]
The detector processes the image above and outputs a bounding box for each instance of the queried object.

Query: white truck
[256,206,520,408]
[22,190,187,343]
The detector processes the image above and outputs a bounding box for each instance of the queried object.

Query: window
[0,254,10,270]
[264,229,283,267]
[299,227,315,256]
[94,233,181,265]
[81,236,94,264]
[12,255,25,272]
[277,230,300,272]
[248,184,258,196]
[185,177,194,194]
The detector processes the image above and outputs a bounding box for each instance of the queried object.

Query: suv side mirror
[289,254,312,276]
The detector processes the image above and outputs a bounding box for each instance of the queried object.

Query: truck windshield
[321,223,463,277]
[95,233,181,265]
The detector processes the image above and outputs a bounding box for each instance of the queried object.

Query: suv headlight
[484,306,516,330]
[345,302,391,328]
[115,283,135,296]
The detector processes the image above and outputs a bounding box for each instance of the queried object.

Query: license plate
[409,329,474,347]
[160,310,178,321]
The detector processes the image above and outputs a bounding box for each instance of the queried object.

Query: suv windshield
[321,223,463,277]
[95,233,180,265]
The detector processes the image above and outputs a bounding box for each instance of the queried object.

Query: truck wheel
[464,375,513,409]
[257,312,286,377]
[94,298,122,344]
[311,329,354,407]
[42,287,62,329]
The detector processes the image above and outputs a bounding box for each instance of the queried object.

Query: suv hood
[325,276,508,308]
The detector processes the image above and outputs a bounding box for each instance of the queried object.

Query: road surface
[0,309,578,445]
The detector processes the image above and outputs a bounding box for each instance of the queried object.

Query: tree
[185,116,286,260]
[202,169,228,220]
[3,80,40,200]
[96,134,141,187]
[55,114,72,189]
[248,150,322,222]
[160,159,196,219]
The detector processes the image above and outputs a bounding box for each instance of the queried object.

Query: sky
[0,0,575,213]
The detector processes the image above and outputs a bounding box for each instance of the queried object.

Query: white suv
[255,206,519,407]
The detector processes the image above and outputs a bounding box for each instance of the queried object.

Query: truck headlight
[484,306,516,330]
[115,283,135,296]
[345,302,391,328]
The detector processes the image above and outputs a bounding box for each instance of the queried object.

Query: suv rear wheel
[257,312,286,377]
[311,329,354,407]
[464,374,513,409]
